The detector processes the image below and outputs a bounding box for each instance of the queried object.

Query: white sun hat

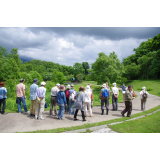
[41,82,46,86]
[85,85,90,91]
[113,82,116,87]
[142,86,146,90]
[67,85,70,88]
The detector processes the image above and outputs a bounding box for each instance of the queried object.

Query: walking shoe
[35,116,38,120]
[85,115,88,117]
[25,111,30,113]
[39,117,45,120]
[121,112,125,117]
[82,119,87,122]
[57,117,60,119]
[30,114,33,116]
[127,115,131,117]
[60,118,65,120]
[2,113,8,115]
[74,118,79,121]
[90,115,93,117]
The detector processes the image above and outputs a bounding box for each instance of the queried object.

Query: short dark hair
[79,86,85,91]
[128,85,133,88]
[20,78,24,82]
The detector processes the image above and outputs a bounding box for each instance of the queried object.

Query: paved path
[0,91,160,133]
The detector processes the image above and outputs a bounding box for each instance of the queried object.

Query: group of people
[0,79,149,121]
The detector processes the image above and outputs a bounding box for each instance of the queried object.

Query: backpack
[142,92,147,99]
[66,90,70,98]
[69,91,76,101]
[102,89,109,98]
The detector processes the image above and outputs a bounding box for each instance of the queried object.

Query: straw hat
[0,82,5,87]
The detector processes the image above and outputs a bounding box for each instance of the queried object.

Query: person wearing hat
[56,85,67,120]
[16,78,29,113]
[65,84,70,113]
[112,82,119,111]
[0,82,8,115]
[69,84,77,115]
[50,83,60,116]
[99,83,110,115]
[84,85,93,117]
[35,82,46,120]
[140,86,149,111]
[29,79,39,116]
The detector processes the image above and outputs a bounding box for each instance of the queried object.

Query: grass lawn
[126,79,160,97]
[23,105,160,133]
[109,110,160,133]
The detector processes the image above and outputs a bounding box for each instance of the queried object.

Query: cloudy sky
[0,27,160,66]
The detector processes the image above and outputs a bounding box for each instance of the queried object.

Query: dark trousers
[112,94,118,110]
[74,109,85,120]
[65,98,69,112]
[122,101,132,116]
[0,98,6,114]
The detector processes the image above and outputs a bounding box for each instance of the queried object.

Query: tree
[92,52,124,84]
[76,74,83,81]
[82,62,89,74]
[73,63,85,79]
[51,69,66,84]
[28,71,43,85]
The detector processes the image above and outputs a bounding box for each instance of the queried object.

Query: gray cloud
[0,27,159,66]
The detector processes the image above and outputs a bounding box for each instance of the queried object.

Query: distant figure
[35,82,46,120]
[121,83,127,107]
[140,86,149,111]
[16,78,29,113]
[56,85,67,120]
[99,84,110,115]
[0,82,8,115]
[112,82,119,111]
[73,86,86,121]
[88,84,93,108]
[30,79,39,116]
[65,85,70,113]
[121,85,135,117]
[84,85,93,117]
[69,84,77,115]
[50,83,60,116]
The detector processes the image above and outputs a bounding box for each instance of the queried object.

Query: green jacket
[124,89,132,101]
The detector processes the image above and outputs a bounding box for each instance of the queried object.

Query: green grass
[23,105,160,133]
[109,110,160,133]
[79,129,93,133]
[126,79,160,97]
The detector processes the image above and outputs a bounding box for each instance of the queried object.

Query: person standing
[88,84,93,109]
[65,85,70,113]
[99,84,110,115]
[73,86,86,122]
[84,85,93,117]
[121,85,134,117]
[56,85,67,120]
[140,86,149,111]
[16,78,29,113]
[69,84,77,115]
[35,82,46,120]
[50,83,60,116]
[112,82,119,111]
[0,82,8,115]
[30,79,39,116]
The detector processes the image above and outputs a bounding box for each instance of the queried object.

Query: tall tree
[82,62,89,74]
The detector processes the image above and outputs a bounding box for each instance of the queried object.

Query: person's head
[20,78,25,83]
[113,82,116,87]
[79,86,85,92]
[41,82,46,87]
[56,83,60,88]
[85,85,90,92]
[0,82,5,87]
[67,85,70,89]
[142,86,146,90]
[123,83,125,86]
[106,82,108,86]
[102,83,106,88]
[59,85,65,91]
[128,85,133,91]
[71,84,74,89]
[33,79,39,84]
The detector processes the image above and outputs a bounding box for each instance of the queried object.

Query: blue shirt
[36,86,46,98]
[56,91,67,105]
[30,83,38,100]
[0,87,7,99]
[69,89,77,95]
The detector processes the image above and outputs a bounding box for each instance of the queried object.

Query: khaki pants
[141,99,147,110]
[35,98,45,119]
[84,102,92,116]
[50,96,57,115]
[30,99,37,115]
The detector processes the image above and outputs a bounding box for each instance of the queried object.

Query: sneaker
[25,111,30,113]
[90,115,93,117]
[82,119,87,122]
[60,118,65,120]
[127,115,131,117]
[35,116,38,120]
[57,117,60,119]
[85,115,88,117]
[2,113,8,115]
[39,117,45,120]
[30,114,33,116]
[74,118,79,121]
[121,112,125,117]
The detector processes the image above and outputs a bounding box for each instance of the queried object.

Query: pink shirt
[16,83,25,97]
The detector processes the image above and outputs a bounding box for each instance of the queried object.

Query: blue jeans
[57,104,65,119]
[0,98,6,114]
[69,100,75,114]
[17,96,28,112]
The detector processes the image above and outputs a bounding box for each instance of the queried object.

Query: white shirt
[140,90,149,99]
[112,87,119,95]
[84,91,92,103]
[51,86,59,96]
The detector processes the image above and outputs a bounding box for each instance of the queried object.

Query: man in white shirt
[112,82,119,111]
[50,83,60,116]
[140,86,149,111]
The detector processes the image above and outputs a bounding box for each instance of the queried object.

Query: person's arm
[99,90,102,99]
[63,92,67,106]
[23,88,26,99]
[82,93,85,107]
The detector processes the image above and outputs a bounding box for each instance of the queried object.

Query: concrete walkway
[0,91,160,133]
